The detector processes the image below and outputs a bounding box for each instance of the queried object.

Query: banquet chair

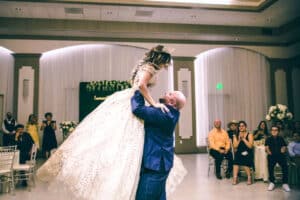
[13,144,38,191]
[238,151,255,184]
[238,166,255,184]
[206,138,228,177]
[0,145,17,195]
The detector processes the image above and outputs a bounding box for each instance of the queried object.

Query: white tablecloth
[254,145,268,181]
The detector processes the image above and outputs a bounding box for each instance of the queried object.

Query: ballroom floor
[1,154,299,200]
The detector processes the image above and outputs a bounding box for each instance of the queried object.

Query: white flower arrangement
[60,121,77,139]
[265,104,293,122]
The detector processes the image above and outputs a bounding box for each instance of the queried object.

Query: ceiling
[0,0,298,27]
[0,0,299,58]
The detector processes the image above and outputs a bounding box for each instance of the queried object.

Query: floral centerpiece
[265,104,293,123]
[60,121,77,140]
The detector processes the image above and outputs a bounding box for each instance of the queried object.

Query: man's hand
[219,148,225,154]
[15,132,20,141]
[281,146,286,153]
[154,103,169,113]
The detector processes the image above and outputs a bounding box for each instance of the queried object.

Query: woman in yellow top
[26,114,40,149]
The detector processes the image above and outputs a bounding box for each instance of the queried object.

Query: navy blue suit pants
[136,167,170,200]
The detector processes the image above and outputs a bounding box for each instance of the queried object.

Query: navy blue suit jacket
[131,90,180,172]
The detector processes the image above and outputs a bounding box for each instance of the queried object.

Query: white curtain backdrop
[194,47,271,147]
[39,44,173,143]
[0,47,14,116]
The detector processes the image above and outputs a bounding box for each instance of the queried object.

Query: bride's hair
[131,45,172,82]
[143,45,171,69]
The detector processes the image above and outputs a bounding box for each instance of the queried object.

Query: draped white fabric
[39,44,172,143]
[194,47,271,147]
[0,47,14,115]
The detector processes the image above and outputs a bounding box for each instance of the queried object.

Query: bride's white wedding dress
[36,64,187,200]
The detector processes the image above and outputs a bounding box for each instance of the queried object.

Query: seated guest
[13,124,34,164]
[253,120,269,141]
[26,114,40,149]
[265,125,290,192]
[208,119,233,179]
[232,121,254,185]
[227,120,238,141]
[288,132,300,166]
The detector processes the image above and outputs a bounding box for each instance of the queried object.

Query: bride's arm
[137,70,169,112]
[137,70,156,106]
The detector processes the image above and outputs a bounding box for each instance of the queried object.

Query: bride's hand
[154,103,169,113]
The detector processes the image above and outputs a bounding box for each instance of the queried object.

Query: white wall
[1,39,300,59]
[39,44,172,144]
[0,47,14,119]
[17,66,34,125]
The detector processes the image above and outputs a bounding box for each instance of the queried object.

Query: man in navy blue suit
[131,90,186,200]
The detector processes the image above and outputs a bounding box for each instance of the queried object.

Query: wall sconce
[23,79,29,98]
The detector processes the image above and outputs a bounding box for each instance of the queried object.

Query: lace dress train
[37,88,186,200]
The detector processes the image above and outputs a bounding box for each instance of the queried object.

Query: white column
[177,68,193,140]
[17,66,34,124]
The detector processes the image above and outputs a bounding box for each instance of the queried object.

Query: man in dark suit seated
[131,90,186,200]
[13,124,34,187]
[14,124,34,164]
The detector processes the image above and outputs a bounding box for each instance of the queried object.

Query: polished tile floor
[1,154,299,200]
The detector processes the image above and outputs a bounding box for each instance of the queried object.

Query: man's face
[230,124,237,130]
[293,133,300,142]
[6,112,12,119]
[271,127,279,137]
[161,92,176,106]
[214,120,221,129]
[16,127,24,135]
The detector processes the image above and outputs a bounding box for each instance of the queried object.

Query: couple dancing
[37,45,187,200]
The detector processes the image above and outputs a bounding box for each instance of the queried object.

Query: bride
[36,45,187,200]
